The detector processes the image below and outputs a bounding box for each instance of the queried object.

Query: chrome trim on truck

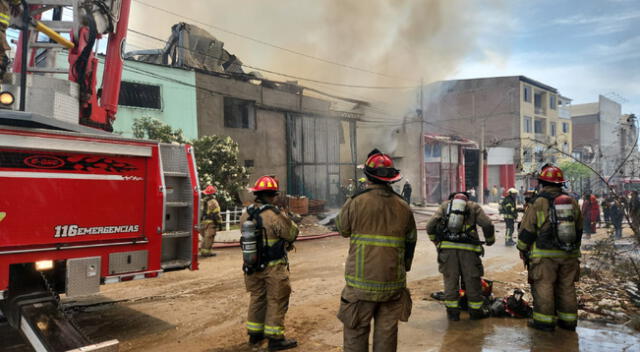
[0,240,149,255]
[0,134,152,156]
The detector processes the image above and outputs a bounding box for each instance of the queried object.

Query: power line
[132,0,413,83]
[126,29,417,90]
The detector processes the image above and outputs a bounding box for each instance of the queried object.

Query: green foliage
[131,117,249,209]
[191,135,250,210]
[558,160,592,182]
[132,116,186,144]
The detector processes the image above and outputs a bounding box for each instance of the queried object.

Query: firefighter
[199,185,222,257]
[517,164,583,332]
[336,149,417,352]
[240,175,299,351]
[0,0,20,76]
[426,192,495,321]
[500,188,518,246]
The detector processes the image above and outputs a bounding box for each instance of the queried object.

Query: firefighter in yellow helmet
[0,0,21,75]
[518,164,583,332]
[426,192,495,321]
[199,185,222,257]
[337,149,417,352]
[240,175,299,351]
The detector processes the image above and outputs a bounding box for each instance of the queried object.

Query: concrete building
[572,95,623,177]
[422,76,572,192]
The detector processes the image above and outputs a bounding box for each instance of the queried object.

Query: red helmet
[364,149,401,183]
[453,193,469,201]
[249,175,280,192]
[538,165,566,184]
[202,185,217,195]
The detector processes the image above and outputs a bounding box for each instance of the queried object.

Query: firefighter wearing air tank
[240,175,299,351]
[336,149,417,352]
[0,0,21,75]
[517,164,583,332]
[199,185,222,257]
[500,188,518,246]
[426,192,495,321]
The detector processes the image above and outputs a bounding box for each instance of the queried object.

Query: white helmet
[508,188,518,194]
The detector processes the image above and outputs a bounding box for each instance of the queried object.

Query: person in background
[601,194,612,228]
[401,180,412,205]
[200,185,222,257]
[491,185,498,203]
[610,197,624,240]
[581,194,594,240]
[589,194,600,233]
[468,187,477,202]
[629,191,640,233]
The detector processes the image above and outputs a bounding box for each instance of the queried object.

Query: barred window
[118,82,162,110]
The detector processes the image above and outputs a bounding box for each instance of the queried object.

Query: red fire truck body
[0,126,200,300]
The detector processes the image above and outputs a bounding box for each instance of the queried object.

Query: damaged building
[120,23,361,206]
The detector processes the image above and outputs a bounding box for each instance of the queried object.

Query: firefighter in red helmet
[199,185,222,257]
[240,175,299,351]
[336,149,417,352]
[518,164,583,332]
[426,191,495,321]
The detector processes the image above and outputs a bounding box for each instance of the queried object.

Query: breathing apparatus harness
[241,204,288,274]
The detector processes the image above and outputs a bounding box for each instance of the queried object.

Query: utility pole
[479,118,485,204]
[419,77,425,204]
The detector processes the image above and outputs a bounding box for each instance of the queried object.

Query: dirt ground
[5,214,640,351]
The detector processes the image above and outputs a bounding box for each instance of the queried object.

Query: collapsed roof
[125,22,244,74]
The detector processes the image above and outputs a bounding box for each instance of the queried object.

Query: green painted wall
[58,52,198,139]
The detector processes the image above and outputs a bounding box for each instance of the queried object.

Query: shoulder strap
[350,188,374,199]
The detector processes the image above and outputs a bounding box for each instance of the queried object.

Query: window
[523,85,531,103]
[550,122,556,136]
[534,119,544,134]
[550,95,557,110]
[523,148,532,163]
[562,122,569,133]
[424,143,441,160]
[118,81,162,109]
[523,116,532,133]
[244,159,255,168]
[224,97,256,129]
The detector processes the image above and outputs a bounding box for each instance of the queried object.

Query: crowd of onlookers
[483,184,640,241]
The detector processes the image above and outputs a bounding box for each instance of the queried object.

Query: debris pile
[577,238,640,329]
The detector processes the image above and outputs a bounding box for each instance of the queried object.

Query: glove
[485,238,495,246]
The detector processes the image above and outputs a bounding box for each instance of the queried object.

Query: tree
[558,160,591,191]
[191,135,250,209]
[132,116,187,144]
[130,117,249,209]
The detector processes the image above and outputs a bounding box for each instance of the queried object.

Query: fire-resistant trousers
[505,219,515,240]
[438,248,484,312]
[341,297,404,352]
[244,263,291,339]
[199,221,216,251]
[529,257,579,328]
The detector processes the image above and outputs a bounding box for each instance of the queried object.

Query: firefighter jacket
[426,200,495,253]
[201,196,222,224]
[240,202,299,266]
[0,0,19,27]
[517,185,583,258]
[337,184,417,302]
[500,195,517,219]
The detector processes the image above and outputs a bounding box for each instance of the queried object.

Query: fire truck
[0,1,200,351]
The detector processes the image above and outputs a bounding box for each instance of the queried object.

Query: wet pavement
[401,298,640,351]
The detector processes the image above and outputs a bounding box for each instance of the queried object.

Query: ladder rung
[27,67,69,74]
[26,0,76,5]
[28,42,65,49]
[38,21,74,32]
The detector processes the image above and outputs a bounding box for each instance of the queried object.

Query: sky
[123,0,638,116]
[451,0,640,114]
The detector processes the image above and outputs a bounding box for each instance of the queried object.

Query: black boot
[469,308,490,320]
[248,333,265,349]
[528,319,555,332]
[557,319,576,331]
[446,308,460,321]
[268,338,298,351]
